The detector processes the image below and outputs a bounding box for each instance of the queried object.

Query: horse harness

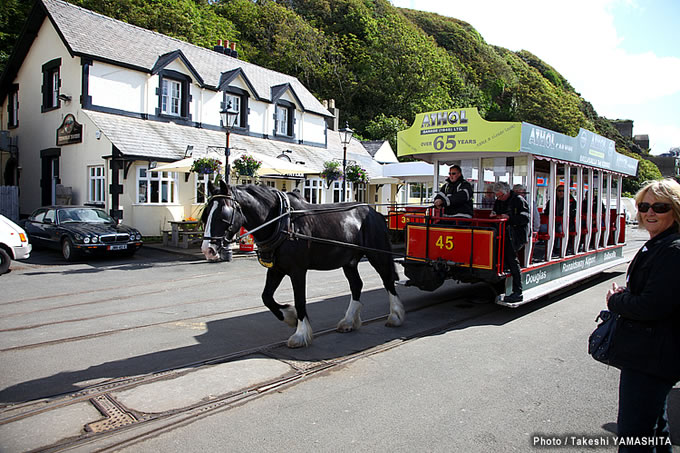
[206,189,402,268]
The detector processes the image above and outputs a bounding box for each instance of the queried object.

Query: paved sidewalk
[143,241,257,260]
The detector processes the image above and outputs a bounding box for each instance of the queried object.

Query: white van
[0,214,32,274]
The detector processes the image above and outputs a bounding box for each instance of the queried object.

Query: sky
[391,0,680,155]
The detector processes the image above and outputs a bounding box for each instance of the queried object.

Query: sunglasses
[638,202,672,214]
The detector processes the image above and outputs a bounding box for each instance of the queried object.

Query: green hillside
[1,0,658,191]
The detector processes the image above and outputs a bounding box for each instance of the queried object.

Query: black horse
[201,180,405,348]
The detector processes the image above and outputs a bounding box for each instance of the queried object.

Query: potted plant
[345,164,369,185]
[320,161,342,188]
[190,157,222,175]
[232,154,262,177]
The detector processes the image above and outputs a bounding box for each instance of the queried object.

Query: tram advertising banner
[514,247,624,294]
[406,225,495,270]
[397,108,521,159]
[521,123,638,176]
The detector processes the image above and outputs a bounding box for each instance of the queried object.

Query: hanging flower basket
[233,154,262,177]
[190,157,222,174]
[346,164,369,184]
[321,161,342,188]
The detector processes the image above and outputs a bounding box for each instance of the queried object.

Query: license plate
[108,244,128,251]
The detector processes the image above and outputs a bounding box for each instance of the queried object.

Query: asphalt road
[0,229,678,452]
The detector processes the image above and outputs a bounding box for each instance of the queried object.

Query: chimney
[213,39,225,54]
[229,42,238,59]
[325,99,339,131]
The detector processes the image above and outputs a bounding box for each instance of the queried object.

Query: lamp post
[220,101,239,191]
[339,122,354,202]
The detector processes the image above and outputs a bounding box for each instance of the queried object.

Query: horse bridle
[203,194,243,247]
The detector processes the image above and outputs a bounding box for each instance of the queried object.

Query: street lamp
[339,122,354,202]
[220,101,239,190]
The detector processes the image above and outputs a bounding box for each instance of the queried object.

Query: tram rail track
[0,293,501,453]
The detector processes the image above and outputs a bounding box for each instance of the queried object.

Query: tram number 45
[436,235,454,250]
[433,135,456,151]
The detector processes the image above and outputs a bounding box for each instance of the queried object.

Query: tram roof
[397,107,639,177]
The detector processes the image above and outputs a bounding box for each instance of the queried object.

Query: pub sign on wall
[56,114,83,146]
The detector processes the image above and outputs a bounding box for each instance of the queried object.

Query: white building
[0,0,395,235]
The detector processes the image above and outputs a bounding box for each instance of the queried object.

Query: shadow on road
[0,271,624,405]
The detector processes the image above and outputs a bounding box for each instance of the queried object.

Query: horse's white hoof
[286,317,313,348]
[386,294,405,327]
[281,306,298,327]
[337,299,362,332]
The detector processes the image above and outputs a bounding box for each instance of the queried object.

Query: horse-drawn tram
[395,107,639,307]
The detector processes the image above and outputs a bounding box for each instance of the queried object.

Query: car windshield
[58,208,115,224]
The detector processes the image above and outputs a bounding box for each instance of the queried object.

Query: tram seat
[473,209,493,219]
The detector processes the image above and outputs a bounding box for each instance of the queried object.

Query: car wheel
[62,238,79,262]
[0,248,10,275]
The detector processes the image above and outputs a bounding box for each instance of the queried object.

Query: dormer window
[274,102,295,138]
[225,94,241,128]
[41,58,61,112]
[156,70,192,120]
[161,79,182,116]
[276,105,289,135]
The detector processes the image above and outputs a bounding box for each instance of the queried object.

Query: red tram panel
[406,225,495,270]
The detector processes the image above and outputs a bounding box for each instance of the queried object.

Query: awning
[151,150,315,176]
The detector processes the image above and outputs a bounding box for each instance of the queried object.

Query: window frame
[88,165,106,203]
[156,70,192,120]
[303,178,324,204]
[41,58,61,112]
[273,101,295,139]
[161,79,182,117]
[7,85,18,128]
[136,166,178,205]
[194,173,209,205]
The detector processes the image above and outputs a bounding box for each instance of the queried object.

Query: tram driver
[433,165,473,219]
[490,182,531,303]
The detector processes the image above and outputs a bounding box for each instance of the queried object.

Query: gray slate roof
[85,111,383,178]
[361,140,385,158]
[43,0,331,117]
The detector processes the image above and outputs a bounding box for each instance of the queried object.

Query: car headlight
[84,237,90,244]
[136,233,142,241]
[91,236,99,243]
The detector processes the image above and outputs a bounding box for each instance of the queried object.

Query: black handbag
[588,310,621,365]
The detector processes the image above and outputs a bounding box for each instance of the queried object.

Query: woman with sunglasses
[606,179,680,452]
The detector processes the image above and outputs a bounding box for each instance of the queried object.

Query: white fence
[0,186,19,222]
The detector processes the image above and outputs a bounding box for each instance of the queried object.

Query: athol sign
[56,114,83,146]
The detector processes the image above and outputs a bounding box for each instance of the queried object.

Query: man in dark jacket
[433,165,473,218]
[490,181,530,303]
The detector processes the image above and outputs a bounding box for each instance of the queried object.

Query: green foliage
[617,148,663,195]
[0,0,33,74]
[0,0,646,165]
[345,164,368,184]
[364,114,408,152]
[190,157,222,174]
[232,154,262,176]
[320,160,342,187]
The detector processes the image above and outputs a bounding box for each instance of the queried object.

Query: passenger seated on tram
[433,165,473,221]
[481,184,495,209]
[540,185,577,254]
[513,184,540,233]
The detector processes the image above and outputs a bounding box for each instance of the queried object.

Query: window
[303,178,323,204]
[332,181,353,202]
[161,79,182,116]
[88,166,106,203]
[274,103,295,138]
[41,58,61,112]
[225,94,242,128]
[156,70,191,119]
[276,105,288,135]
[136,167,178,204]
[8,86,18,128]
[355,183,367,203]
[195,173,209,204]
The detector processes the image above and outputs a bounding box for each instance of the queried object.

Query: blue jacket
[607,224,680,382]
